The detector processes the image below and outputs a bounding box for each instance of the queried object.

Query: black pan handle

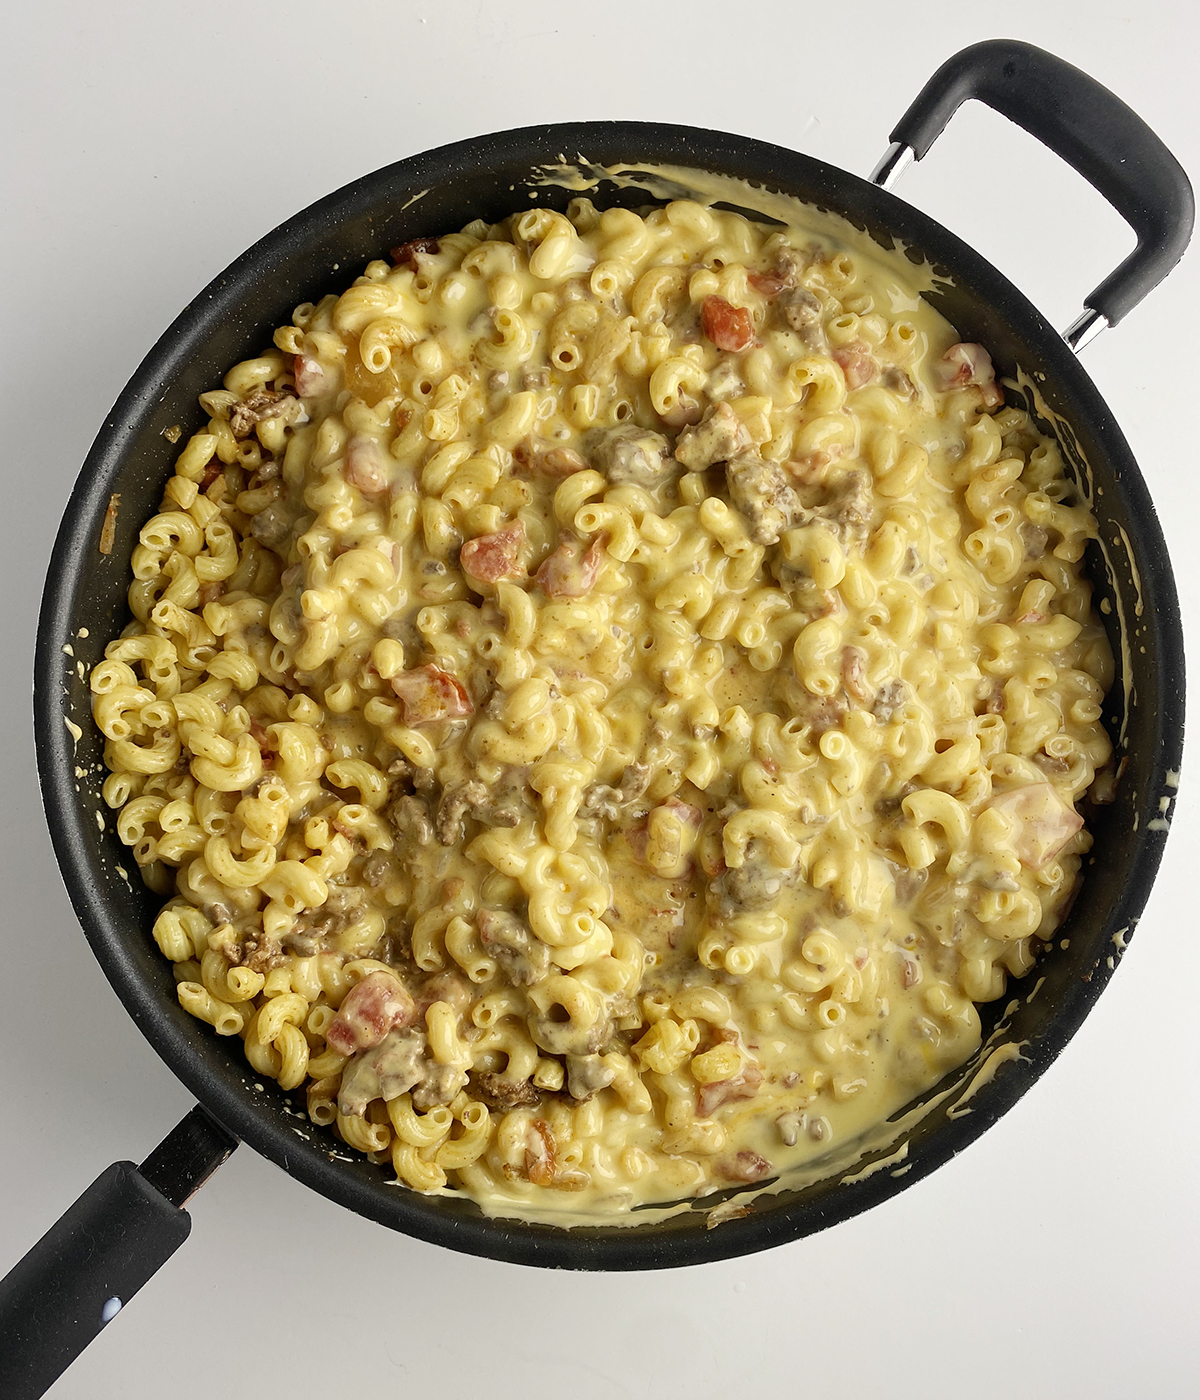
[871,39,1194,345]
[0,1107,236,1399]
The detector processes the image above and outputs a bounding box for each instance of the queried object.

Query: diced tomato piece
[833,342,878,390]
[718,1150,773,1182]
[662,795,703,828]
[525,1120,558,1186]
[390,664,474,726]
[701,296,755,352]
[625,820,649,865]
[460,522,525,585]
[988,783,1083,870]
[539,447,589,477]
[293,354,330,397]
[937,342,1004,409]
[535,536,604,598]
[785,451,834,484]
[748,248,804,298]
[343,435,390,495]
[749,270,789,297]
[696,1060,763,1118]
[326,972,416,1057]
[513,443,589,479]
[389,237,440,269]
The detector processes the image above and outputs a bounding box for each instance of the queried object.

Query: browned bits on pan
[98,493,120,554]
[390,237,440,269]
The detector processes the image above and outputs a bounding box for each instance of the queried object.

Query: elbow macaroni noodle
[92,195,1114,1222]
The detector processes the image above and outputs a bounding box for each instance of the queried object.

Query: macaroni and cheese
[90,194,1114,1221]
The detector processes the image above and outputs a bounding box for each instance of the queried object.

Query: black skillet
[3,39,1192,1400]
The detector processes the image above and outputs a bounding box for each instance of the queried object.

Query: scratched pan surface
[34,121,1183,1269]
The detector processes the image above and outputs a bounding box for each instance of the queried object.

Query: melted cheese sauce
[90,189,1114,1224]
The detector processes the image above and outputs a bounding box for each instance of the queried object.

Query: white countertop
[3,2,1197,1395]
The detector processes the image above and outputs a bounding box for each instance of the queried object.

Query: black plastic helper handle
[871,39,1194,346]
[0,1107,237,1399]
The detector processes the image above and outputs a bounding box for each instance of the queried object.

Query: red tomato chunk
[326,972,416,1057]
[461,522,525,584]
[535,536,605,598]
[390,664,474,726]
[389,237,440,269]
[701,296,755,352]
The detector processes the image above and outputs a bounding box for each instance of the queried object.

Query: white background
[3,3,1197,1396]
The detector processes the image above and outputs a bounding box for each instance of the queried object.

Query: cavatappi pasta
[91,196,1115,1220]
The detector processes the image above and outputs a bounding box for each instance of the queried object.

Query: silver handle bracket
[1062,307,1109,353]
[868,143,1111,354]
[869,141,915,191]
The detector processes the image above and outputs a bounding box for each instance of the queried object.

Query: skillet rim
[34,118,1185,1270]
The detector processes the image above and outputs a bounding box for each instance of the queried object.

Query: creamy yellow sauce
[89,189,1113,1225]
